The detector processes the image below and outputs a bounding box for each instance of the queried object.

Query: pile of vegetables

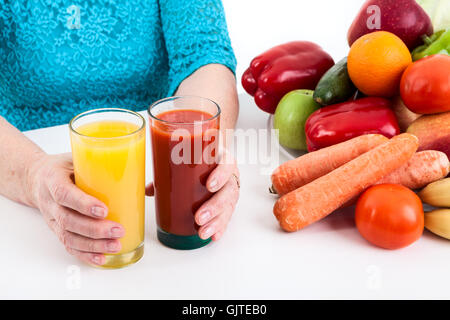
[243,0,450,249]
[420,178,450,240]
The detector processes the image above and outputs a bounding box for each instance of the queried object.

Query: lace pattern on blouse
[0,0,236,131]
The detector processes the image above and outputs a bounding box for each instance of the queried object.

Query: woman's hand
[171,64,240,241]
[28,153,125,266]
[146,152,240,241]
[195,152,240,241]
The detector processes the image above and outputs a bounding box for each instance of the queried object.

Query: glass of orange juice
[69,108,146,269]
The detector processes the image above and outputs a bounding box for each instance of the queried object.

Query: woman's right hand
[28,153,125,266]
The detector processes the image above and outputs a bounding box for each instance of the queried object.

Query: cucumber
[313,57,356,106]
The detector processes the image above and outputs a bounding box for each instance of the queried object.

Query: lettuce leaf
[416,0,450,32]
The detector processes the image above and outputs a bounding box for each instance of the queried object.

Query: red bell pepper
[305,97,400,152]
[242,41,335,114]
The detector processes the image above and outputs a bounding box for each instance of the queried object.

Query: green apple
[274,89,320,150]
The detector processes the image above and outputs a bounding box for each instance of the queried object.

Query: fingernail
[91,206,107,218]
[199,210,211,225]
[107,241,120,253]
[209,179,218,191]
[202,226,214,239]
[92,255,103,265]
[110,227,124,238]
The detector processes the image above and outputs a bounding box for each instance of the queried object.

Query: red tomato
[355,184,424,250]
[400,54,450,114]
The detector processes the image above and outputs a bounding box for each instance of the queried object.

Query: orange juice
[70,112,145,269]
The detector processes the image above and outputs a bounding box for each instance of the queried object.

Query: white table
[2,93,450,300]
[2,0,449,300]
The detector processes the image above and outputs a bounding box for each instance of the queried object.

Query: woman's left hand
[146,152,240,241]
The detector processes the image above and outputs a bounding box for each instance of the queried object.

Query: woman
[0,0,239,266]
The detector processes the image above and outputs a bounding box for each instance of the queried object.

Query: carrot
[273,133,419,232]
[378,150,450,189]
[341,150,450,207]
[271,134,389,196]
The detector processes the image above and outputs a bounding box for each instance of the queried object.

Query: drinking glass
[69,108,146,268]
[148,96,220,250]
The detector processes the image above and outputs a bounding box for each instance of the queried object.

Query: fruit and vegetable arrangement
[243,0,450,249]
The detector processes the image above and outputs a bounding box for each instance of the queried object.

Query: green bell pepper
[412,29,450,61]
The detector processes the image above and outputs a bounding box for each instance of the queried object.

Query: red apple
[348,0,433,50]
[391,96,421,132]
[407,112,450,160]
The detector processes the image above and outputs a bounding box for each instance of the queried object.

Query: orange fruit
[348,31,412,98]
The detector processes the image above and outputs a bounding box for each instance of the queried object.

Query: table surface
[2,94,450,300]
[2,0,449,300]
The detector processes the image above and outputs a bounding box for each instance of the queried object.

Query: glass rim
[69,108,146,140]
[147,95,221,125]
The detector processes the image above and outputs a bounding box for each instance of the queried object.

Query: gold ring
[231,173,240,189]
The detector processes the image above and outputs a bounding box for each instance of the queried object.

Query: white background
[3,0,450,300]
[223,0,365,91]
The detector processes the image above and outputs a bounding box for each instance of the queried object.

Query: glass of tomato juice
[69,108,146,268]
[148,96,220,250]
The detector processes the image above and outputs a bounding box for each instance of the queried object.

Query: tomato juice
[149,97,220,250]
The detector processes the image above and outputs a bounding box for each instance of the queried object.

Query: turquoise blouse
[0,0,236,131]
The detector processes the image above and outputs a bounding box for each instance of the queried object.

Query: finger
[195,177,239,227]
[198,211,229,240]
[66,247,106,266]
[46,217,108,265]
[206,152,237,193]
[51,204,125,240]
[61,231,122,254]
[48,180,109,219]
[211,230,224,242]
[145,183,154,197]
